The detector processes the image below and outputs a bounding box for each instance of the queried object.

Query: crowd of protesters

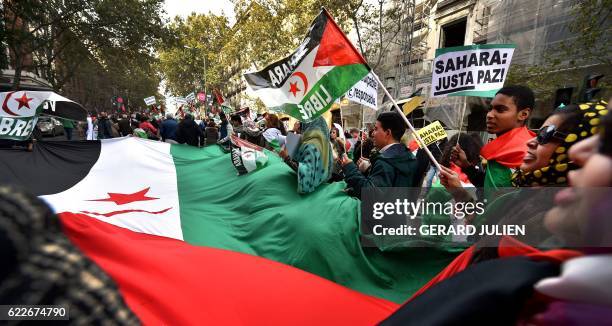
[1,82,610,324]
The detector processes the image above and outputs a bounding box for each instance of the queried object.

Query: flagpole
[456,97,467,146]
[371,72,442,172]
[360,104,365,158]
[339,98,345,130]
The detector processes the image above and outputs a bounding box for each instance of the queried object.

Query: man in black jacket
[176,114,203,147]
[339,111,418,198]
[117,114,133,137]
[97,112,113,139]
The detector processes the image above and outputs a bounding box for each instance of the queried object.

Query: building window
[440,18,467,48]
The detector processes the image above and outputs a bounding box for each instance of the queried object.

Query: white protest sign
[416,121,447,147]
[345,72,378,110]
[431,44,515,98]
[144,96,156,106]
[175,97,187,105]
[185,92,196,102]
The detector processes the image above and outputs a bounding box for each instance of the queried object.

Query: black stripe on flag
[0,141,101,196]
[243,12,327,90]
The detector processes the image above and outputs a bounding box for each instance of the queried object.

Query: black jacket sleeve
[342,160,395,198]
[464,164,485,187]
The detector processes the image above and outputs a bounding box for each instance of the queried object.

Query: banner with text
[144,96,156,106]
[230,135,268,175]
[185,92,196,103]
[345,72,378,110]
[416,121,447,147]
[431,44,515,98]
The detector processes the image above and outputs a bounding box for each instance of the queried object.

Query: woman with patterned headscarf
[512,100,608,186]
[490,100,607,242]
[279,116,333,194]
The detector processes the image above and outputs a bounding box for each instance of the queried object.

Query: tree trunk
[11,56,23,90]
[352,16,366,60]
[374,0,384,70]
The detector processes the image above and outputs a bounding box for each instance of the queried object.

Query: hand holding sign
[439,165,462,188]
[450,144,470,169]
[416,121,447,148]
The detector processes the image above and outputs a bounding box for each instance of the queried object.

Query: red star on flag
[88,187,159,205]
[15,92,33,110]
[289,82,301,97]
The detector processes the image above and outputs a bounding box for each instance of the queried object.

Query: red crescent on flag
[2,91,20,116]
[290,72,308,96]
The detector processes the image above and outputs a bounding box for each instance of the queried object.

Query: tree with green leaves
[349,0,403,71]
[2,0,167,96]
[157,13,231,97]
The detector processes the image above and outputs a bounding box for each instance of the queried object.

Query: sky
[161,1,236,100]
[164,0,236,23]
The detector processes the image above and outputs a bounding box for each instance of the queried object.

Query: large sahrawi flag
[0,138,460,323]
[244,9,370,122]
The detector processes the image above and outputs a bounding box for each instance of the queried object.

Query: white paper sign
[345,72,378,110]
[285,132,302,159]
[431,44,515,98]
[185,92,196,102]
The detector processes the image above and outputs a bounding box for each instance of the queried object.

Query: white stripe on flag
[246,46,333,108]
[42,137,183,240]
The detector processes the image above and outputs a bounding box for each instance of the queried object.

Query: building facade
[374,0,610,133]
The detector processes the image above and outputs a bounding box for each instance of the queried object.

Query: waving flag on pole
[1,91,86,141]
[213,88,225,105]
[244,8,370,122]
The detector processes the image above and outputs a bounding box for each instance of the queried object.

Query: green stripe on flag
[270,64,369,121]
[170,143,460,303]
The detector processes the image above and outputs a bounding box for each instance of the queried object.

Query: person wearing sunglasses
[544,100,612,247]
[439,102,604,191]
[512,101,605,187]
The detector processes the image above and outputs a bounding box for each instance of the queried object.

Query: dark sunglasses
[536,125,567,145]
